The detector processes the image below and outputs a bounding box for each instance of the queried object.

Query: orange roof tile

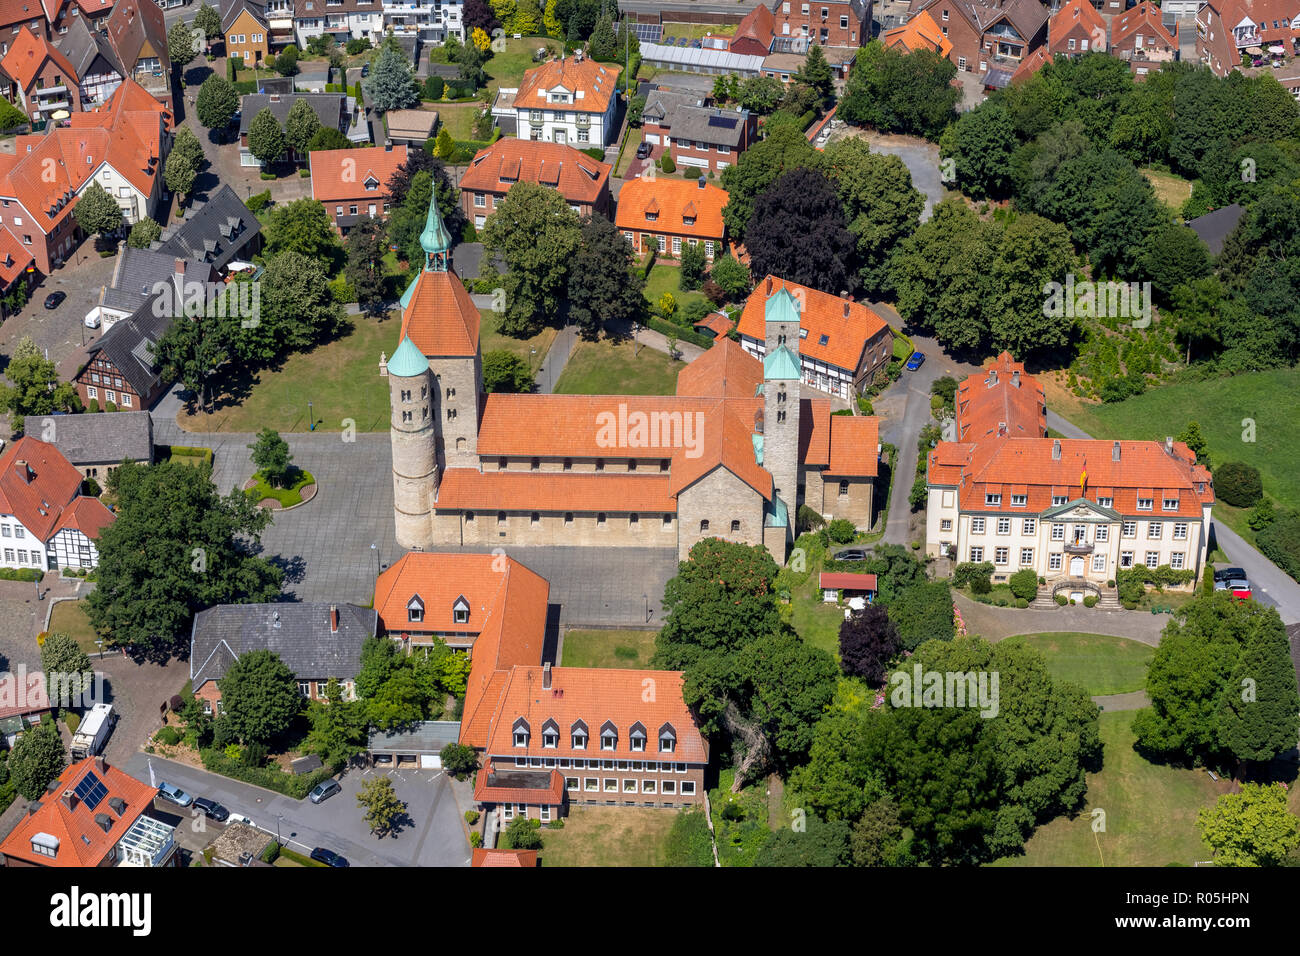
[1011,46,1051,84]
[1112,1,1178,50]
[692,311,735,339]
[0,436,100,542]
[436,468,680,513]
[472,847,539,866]
[477,393,716,458]
[516,56,621,115]
[819,572,878,591]
[827,414,879,477]
[954,351,1047,443]
[2,26,78,90]
[666,399,772,501]
[460,138,611,207]
[51,494,115,540]
[309,144,408,203]
[799,398,832,466]
[737,276,891,374]
[0,757,158,867]
[473,762,566,806]
[730,2,775,54]
[882,10,953,57]
[399,270,480,357]
[0,228,34,284]
[1048,0,1108,54]
[675,335,760,398]
[615,176,728,242]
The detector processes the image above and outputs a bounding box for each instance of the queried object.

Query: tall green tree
[165,126,203,199]
[358,776,407,835]
[168,18,199,69]
[220,650,301,744]
[720,123,825,240]
[128,216,162,249]
[364,44,421,113]
[989,213,1077,357]
[938,99,1018,200]
[74,182,124,238]
[245,250,346,362]
[283,97,322,157]
[566,213,645,339]
[0,336,82,434]
[746,166,856,295]
[343,215,389,316]
[194,1,222,41]
[1197,784,1300,867]
[247,107,286,165]
[839,42,958,139]
[263,198,340,262]
[1217,610,1300,771]
[248,428,294,487]
[793,43,835,109]
[196,74,238,132]
[7,721,65,800]
[40,633,93,693]
[150,310,232,413]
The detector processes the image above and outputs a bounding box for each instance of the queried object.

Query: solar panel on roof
[707,115,738,128]
[74,772,108,812]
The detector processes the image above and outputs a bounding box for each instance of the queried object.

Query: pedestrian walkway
[1092,690,1149,712]
[956,592,1169,646]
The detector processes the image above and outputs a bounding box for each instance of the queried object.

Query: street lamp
[371,542,379,579]
[643,593,648,623]
[308,399,314,431]
[632,322,641,357]
[275,813,282,848]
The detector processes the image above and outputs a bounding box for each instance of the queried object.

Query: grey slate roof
[368,721,463,754]
[59,15,124,87]
[100,246,212,314]
[1186,203,1245,256]
[239,92,348,136]
[190,603,379,690]
[664,105,750,147]
[221,0,268,32]
[47,410,154,467]
[85,295,176,398]
[642,89,704,125]
[156,185,262,271]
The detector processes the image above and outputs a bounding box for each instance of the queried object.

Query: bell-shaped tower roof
[420,187,452,271]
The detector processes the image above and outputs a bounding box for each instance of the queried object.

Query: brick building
[641,95,757,173]
[908,0,1048,76]
[457,138,611,228]
[614,176,728,261]
[310,143,408,232]
[3,25,84,121]
[1111,0,1179,76]
[0,436,114,572]
[1047,0,1108,56]
[771,0,871,46]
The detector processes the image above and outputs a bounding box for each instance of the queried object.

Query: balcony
[1063,541,1094,554]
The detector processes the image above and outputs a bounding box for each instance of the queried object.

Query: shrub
[684,166,702,178]
[969,572,992,595]
[105,402,117,412]
[246,189,272,214]
[260,842,280,863]
[199,747,336,799]
[87,398,100,413]
[464,810,480,825]
[1055,594,1068,606]
[423,76,445,100]
[796,505,826,534]
[660,153,676,174]
[469,831,483,847]
[1008,569,1039,601]
[156,726,181,746]
[1015,598,1029,609]
[1257,509,1300,581]
[826,518,856,544]
[346,37,371,55]
[1212,460,1263,507]
[440,742,478,779]
[952,562,996,589]
[1083,595,1098,608]
[1248,498,1276,531]
[501,816,543,850]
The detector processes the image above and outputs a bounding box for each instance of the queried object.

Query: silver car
[156,781,193,807]
[309,779,342,804]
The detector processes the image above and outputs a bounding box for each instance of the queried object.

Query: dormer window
[659,723,677,753]
[407,594,424,623]
[571,719,588,750]
[452,596,470,625]
[600,720,618,751]
[512,717,530,748]
[363,176,379,192]
[985,493,1001,506]
[629,722,647,752]
[542,719,559,749]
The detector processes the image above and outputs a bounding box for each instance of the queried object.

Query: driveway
[824,129,948,221]
[956,592,1170,646]
[122,753,472,867]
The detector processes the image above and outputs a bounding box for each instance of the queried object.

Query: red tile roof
[0,436,104,542]
[730,2,775,55]
[0,228,34,285]
[472,847,539,866]
[799,398,832,466]
[737,276,891,374]
[0,671,50,719]
[0,756,158,867]
[954,351,1046,443]
[1112,1,1178,50]
[309,144,408,203]
[819,572,878,591]
[692,311,735,340]
[473,763,566,806]
[51,494,115,540]
[675,335,758,398]
[1011,46,1051,84]
[1048,0,1108,54]
[399,270,480,357]
[882,10,953,57]
[827,414,879,477]
[2,26,78,90]
[437,468,680,513]
[615,176,728,242]
[516,56,621,115]
[459,138,611,207]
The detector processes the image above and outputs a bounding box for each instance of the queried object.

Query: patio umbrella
[1246,45,1264,54]
[50,109,70,120]
[1269,44,1285,53]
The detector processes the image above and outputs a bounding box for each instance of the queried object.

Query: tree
[355,635,405,699]
[588,13,617,60]
[168,18,198,69]
[274,43,299,76]
[738,75,786,115]
[365,44,421,113]
[343,215,388,316]
[746,167,856,295]
[1176,421,1210,467]
[708,254,751,300]
[387,159,465,261]
[196,74,238,132]
[303,680,369,766]
[480,181,583,335]
[756,816,852,866]
[720,123,825,241]
[851,796,914,866]
[838,604,900,686]
[0,338,82,434]
[40,633,92,692]
[464,0,498,32]
[678,241,706,291]
[840,42,958,139]
[989,213,1077,357]
[1139,221,1211,303]
[439,742,478,778]
[220,650,301,744]
[86,461,283,657]
[284,98,322,157]
[263,198,339,262]
[482,350,533,392]
[248,427,294,487]
[566,213,645,338]
[194,1,222,40]
[1007,569,1039,602]
[164,127,202,199]
[737,629,838,773]
[247,107,286,165]
[357,776,407,836]
[248,251,346,362]
[74,182,124,238]
[306,126,351,152]
[938,100,1018,200]
[127,217,161,251]
[1197,784,1300,867]
[501,815,543,850]
[885,579,953,650]
[1214,461,1263,508]
[7,721,65,800]
[433,126,456,160]
[825,139,924,297]
[793,43,835,109]
[1217,610,1300,769]
[451,36,488,90]
[151,310,231,413]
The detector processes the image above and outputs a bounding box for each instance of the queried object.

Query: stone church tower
[389,337,435,550]
[762,286,802,544]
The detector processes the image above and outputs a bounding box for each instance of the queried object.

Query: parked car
[44,291,66,310]
[156,782,193,807]
[84,313,100,329]
[1214,577,1252,600]
[904,351,925,371]
[308,779,342,804]
[835,548,868,562]
[310,847,350,867]
[193,797,229,822]
[636,141,652,160]
[1213,566,1247,583]
[360,62,369,77]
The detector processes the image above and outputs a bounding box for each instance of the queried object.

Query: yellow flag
[1080,470,1087,491]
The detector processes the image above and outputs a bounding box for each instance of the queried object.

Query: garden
[1006,632,1154,696]
[559,629,657,669]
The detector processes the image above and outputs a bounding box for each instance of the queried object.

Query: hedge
[645,316,712,350]
[1007,568,1039,601]
[1213,461,1263,508]
[953,562,996,589]
[198,747,339,799]
[1115,564,1196,604]
[163,445,214,465]
[279,846,325,866]
[0,568,43,582]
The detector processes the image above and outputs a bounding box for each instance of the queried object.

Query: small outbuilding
[819,571,878,609]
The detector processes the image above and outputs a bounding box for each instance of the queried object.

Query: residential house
[770,0,871,46]
[265,0,295,48]
[908,0,1049,77]
[0,0,48,58]
[383,107,437,147]
[730,2,776,55]
[103,0,170,108]
[642,92,756,173]
[457,138,611,228]
[1197,0,1300,77]
[189,602,380,714]
[238,90,349,166]
[0,78,170,275]
[926,352,1215,592]
[0,756,180,868]
[1111,0,1180,76]
[0,436,115,571]
[511,53,621,147]
[380,0,463,42]
[49,0,120,38]
[294,0,385,45]
[1047,0,1108,57]
[1010,44,1050,83]
[2,25,84,122]
[737,274,894,402]
[0,693,50,749]
[881,9,955,57]
[223,0,272,66]
[82,244,213,333]
[155,183,263,271]
[0,229,35,304]
[614,176,727,261]
[310,142,408,232]
[45,408,153,481]
[640,88,703,148]
[57,14,122,108]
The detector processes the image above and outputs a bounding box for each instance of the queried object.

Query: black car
[835,549,868,562]
[193,797,229,822]
[636,141,652,160]
[44,291,66,310]
[360,62,370,77]
[1213,566,1247,583]
[310,847,349,867]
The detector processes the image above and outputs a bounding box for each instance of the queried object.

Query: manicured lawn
[661,22,736,39]
[1046,367,1300,545]
[561,629,657,669]
[246,469,316,508]
[47,600,102,654]
[485,38,557,92]
[992,710,1225,867]
[539,807,680,866]
[1006,632,1154,696]
[435,102,481,140]
[644,263,708,315]
[554,337,684,395]
[479,309,557,378]
[790,597,845,659]
[1141,166,1193,212]
[180,315,400,434]
[166,450,212,468]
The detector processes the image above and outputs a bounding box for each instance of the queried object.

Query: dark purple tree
[838,604,900,686]
[463,0,499,33]
[745,166,857,295]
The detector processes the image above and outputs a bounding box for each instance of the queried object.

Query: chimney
[1052,439,1061,460]
[330,605,339,634]
[1112,441,1121,461]
[1164,436,1174,455]
[93,756,106,775]
[997,421,1007,437]
[1012,369,1020,388]
[174,257,185,278]
[27,800,42,817]
[15,460,31,483]
[765,276,773,295]
[843,299,850,318]
[61,790,78,812]
[542,662,552,690]
[988,369,997,387]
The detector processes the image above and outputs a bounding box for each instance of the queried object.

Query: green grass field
[554,337,684,395]
[1007,632,1154,696]
[993,710,1224,867]
[661,22,736,39]
[1049,367,1300,544]
[561,629,658,669]
[480,308,557,378]
[434,102,480,140]
[644,263,709,315]
[1141,167,1193,212]
[790,597,845,659]
[539,807,680,866]
[47,600,101,654]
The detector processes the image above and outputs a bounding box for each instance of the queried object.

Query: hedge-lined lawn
[48,600,101,654]
[1007,632,1154,696]
[485,38,554,91]
[180,315,400,434]
[480,308,557,377]
[554,338,684,395]
[1047,368,1300,544]
[435,102,480,140]
[539,807,679,866]
[992,711,1224,867]
[247,469,316,508]
[561,629,657,669]
[1141,166,1193,212]
[644,263,709,315]
[791,598,845,659]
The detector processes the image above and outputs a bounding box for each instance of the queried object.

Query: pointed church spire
[420,187,452,272]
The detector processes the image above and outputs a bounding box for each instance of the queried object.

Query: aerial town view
[0,0,1294,922]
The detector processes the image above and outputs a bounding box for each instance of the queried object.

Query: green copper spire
[420,189,452,271]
